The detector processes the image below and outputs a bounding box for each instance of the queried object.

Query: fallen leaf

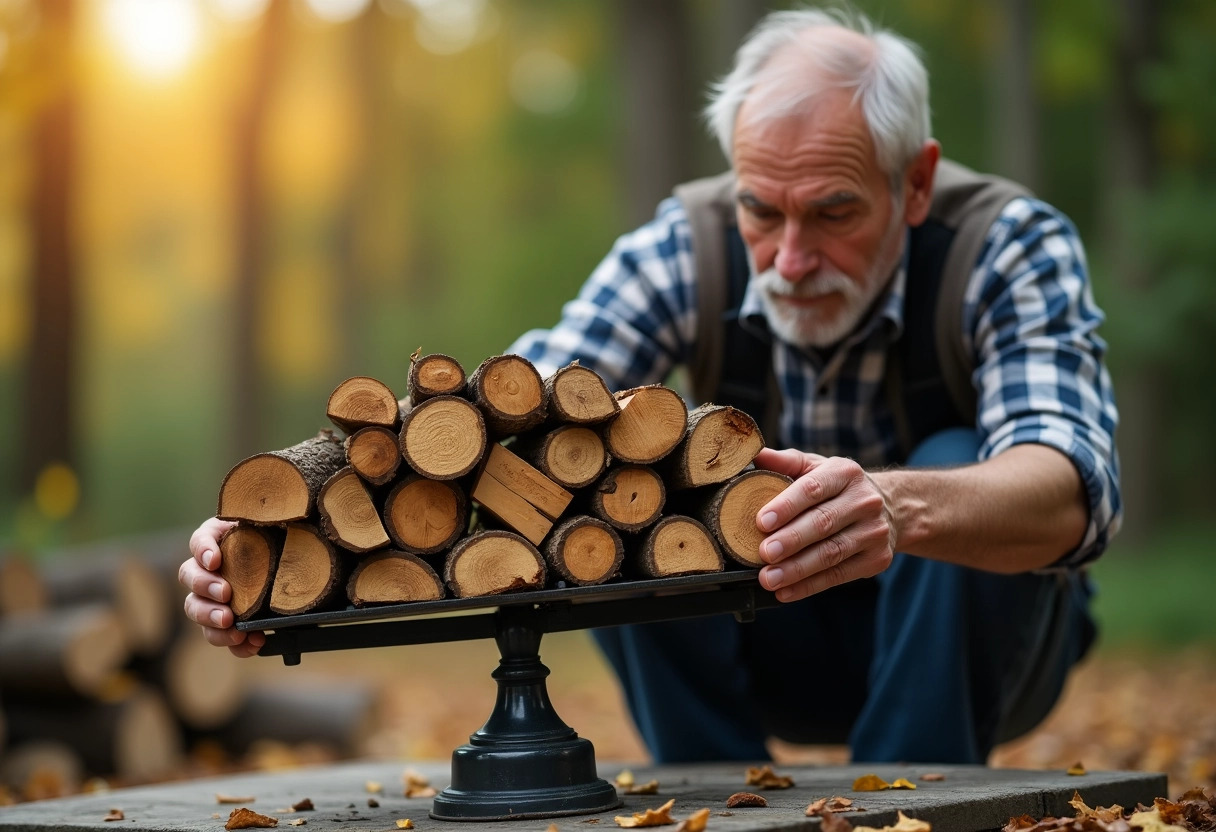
[616,770,635,789]
[212,814,222,820]
[396,820,414,829]
[368,799,380,808]
[1067,762,1087,776]
[84,778,111,794]
[675,808,710,832]
[403,769,430,789]
[289,822,306,828]
[807,797,857,817]
[615,798,677,827]
[103,809,124,822]
[406,785,438,799]
[218,794,258,804]
[1069,791,1124,823]
[745,765,794,789]
[807,798,830,817]
[226,807,279,829]
[891,779,917,791]
[548,824,560,832]
[852,775,891,792]
[626,780,660,796]
[725,793,767,808]
[366,781,384,794]
[1002,815,1038,832]
[581,820,601,824]
[822,810,854,832]
[1128,807,1190,832]
[853,811,931,832]
[291,798,313,812]
[920,774,946,783]
[716,813,733,818]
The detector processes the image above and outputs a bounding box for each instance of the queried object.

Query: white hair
[705,6,931,187]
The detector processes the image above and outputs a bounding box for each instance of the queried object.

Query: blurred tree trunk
[617,0,697,227]
[694,0,770,175]
[231,0,288,460]
[989,0,1040,191]
[21,0,77,493]
[1104,0,1161,542]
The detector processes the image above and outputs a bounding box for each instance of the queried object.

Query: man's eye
[821,211,852,222]
[747,205,779,221]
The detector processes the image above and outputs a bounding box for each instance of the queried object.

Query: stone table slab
[0,761,1166,832]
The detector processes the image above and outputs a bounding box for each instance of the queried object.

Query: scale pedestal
[241,571,776,821]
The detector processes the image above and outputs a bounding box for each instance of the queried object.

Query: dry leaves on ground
[675,808,710,832]
[853,811,932,832]
[625,780,661,795]
[615,798,676,828]
[853,775,891,792]
[725,793,767,808]
[891,779,917,790]
[1002,788,1216,832]
[103,808,124,822]
[745,765,794,789]
[226,807,280,829]
[807,797,859,816]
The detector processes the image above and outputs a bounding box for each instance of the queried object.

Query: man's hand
[182,517,265,658]
[751,448,898,602]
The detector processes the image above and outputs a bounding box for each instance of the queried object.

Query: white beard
[754,211,906,349]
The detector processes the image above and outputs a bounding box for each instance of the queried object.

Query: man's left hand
[751,447,898,602]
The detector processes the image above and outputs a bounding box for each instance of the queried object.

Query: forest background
[0,0,1212,696]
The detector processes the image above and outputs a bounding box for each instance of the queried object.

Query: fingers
[229,631,265,659]
[752,447,824,479]
[756,456,864,541]
[189,517,235,571]
[179,559,231,604]
[184,591,236,629]
[760,541,892,603]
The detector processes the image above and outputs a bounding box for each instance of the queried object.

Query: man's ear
[902,140,940,228]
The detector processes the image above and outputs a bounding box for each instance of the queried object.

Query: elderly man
[182,7,1118,765]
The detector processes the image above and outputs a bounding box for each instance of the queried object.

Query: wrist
[869,468,931,554]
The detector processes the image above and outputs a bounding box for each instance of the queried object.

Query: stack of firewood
[0,534,376,801]
[216,353,791,612]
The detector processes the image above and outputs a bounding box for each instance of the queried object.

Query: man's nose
[774,221,820,282]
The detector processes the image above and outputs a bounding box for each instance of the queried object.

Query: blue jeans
[591,428,1096,763]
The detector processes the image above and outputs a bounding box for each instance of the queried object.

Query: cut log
[0,604,130,698]
[543,516,623,586]
[471,444,572,545]
[544,361,619,424]
[469,354,547,436]
[0,741,84,801]
[344,426,402,486]
[326,376,400,434]
[219,523,281,621]
[269,524,346,616]
[443,531,546,598]
[408,351,467,405]
[696,469,793,567]
[635,515,724,578]
[663,404,764,489]
[40,554,170,657]
[383,474,467,555]
[588,464,666,533]
[0,556,46,616]
[217,430,346,523]
[5,686,183,782]
[511,425,608,490]
[347,550,445,606]
[138,629,247,730]
[216,679,377,757]
[317,466,390,553]
[605,384,688,464]
[398,394,486,480]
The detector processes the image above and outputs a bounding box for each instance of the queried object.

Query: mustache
[754,268,861,300]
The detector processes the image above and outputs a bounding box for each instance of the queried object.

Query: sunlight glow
[104,0,203,80]
[303,0,372,24]
[210,0,271,24]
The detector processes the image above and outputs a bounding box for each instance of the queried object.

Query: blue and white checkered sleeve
[507,197,698,393]
[965,197,1121,568]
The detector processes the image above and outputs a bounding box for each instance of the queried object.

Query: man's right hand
[182,517,265,658]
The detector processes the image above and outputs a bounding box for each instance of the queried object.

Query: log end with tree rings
[399,395,487,480]
[607,384,688,464]
[269,524,344,616]
[317,467,390,553]
[327,376,401,434]
[546,362,620,424]
[409,352,467,404]
[702,469,793,567]
[219,524,280,621]
[470,355,547,435]
[443,531,546,598]
[217,431,345,523]
[383,475,467,555]
[638,515,724,578]
[591,465,666,532]
[347,550,445,606]
[344,426,402,486]
[543,515,623,586]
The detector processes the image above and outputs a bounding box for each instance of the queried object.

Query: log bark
[0,556,47,616]
[383,474,467,555]
[215,679,376,757]
[326,375,401,435]
[443,531,546,598]
[219,523,281,621]
[40,554,170,657]
[408,351,467,405]
[344,425,402,486]
[0,604,130,698]
[588,464,666,533]
[544,361,619,424]
[635,515,724,578]
[695,469,792,567]
[663,404,763,489]
[511,425,608,490]
[269,523,347,616]
[471,443,573,545]
[398,395,486,480]
[347,550,445,606]
[0,740,83,801]
[317,466,390,553]
[469,355,547,437]
[217,430,346,523]
[5,686,183,781]
[543,516,623,586]
[605,384,687,464]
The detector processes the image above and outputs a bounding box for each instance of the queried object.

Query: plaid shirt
[509,195,1121,568]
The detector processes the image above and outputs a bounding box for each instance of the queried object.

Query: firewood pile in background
[216,352,784,618]
[0,532,378,804]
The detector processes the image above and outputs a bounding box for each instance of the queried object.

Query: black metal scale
[237,570,779,821]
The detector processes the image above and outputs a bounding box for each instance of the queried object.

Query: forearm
[870,443,1088,573]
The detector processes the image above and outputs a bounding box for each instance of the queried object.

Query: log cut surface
[443,530,546,598]
[514,425,607,490]
[606,384,688,464]
[348,550,445,606]
[327,376,400,434]
[409,351,467,404]
[344,425,401,486]
[543,515,623,586]
[383,474,467,554]
[399,395,486,480]
[589,465,665,533]
[636,515,724,578]
[269,524,344,615]
[469,355,547,436]
[217,430,345,523]
[317,466,390,553]
[544,361,619,424]
[218,523,280,621]
[665,403,764,489]
[699,469,793,567]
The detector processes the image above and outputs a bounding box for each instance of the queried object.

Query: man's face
[732,88,907,349]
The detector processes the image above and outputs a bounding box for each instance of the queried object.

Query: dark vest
[674,159,1030,461]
